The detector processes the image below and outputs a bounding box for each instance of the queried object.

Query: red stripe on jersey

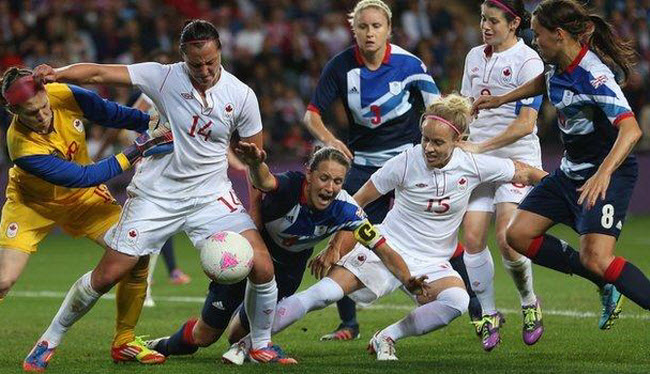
[372,237,386,251]
[565,44,589,74]
[306,103,321,115]
[613,112,634,127]
[604,256,626,283]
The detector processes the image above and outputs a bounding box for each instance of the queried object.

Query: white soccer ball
[198,231,254,284]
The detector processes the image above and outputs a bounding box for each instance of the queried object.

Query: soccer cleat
[468,295,483,325]
[111,336,166,364]
[367,331,398,361]
[319,324,360,341]
[248,343,297,364]
[143,336,169,354]
[522,299,544,345]
[599,284,624,330]
[169,269,191,285]
[221,341,248,365]
[472,312,505,352]
[23,341,56,372]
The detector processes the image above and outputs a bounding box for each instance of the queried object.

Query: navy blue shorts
[345,164,393,224]
[201,243,313,330]
[518,162,637,238]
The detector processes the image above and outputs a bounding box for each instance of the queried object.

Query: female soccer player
[0,67,172,372]
[303,0,480,341]
[145,146,423,364]
[473,0,650,321]
[230,95,547,362]
[458,0,545,350]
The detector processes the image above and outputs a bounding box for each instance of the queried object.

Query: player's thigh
[0,248,30,292]
[405,260,464,304]
[463,183,495,253]
[105,192,185,256]
[0,198,55,255]
[506,209,555,254]
[494,202,521,259]
[417,276,466,305]
[337,244,399,303]
[60,185,123,245]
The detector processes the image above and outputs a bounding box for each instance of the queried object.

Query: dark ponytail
[533,0,636,84]
[179,19,221,53]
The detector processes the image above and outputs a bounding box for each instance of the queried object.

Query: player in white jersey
[458,0,545,351]
[228,95,547,362]
[28,20,295,365]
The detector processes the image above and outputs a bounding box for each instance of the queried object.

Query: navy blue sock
[162,319,199,356]
[160,239,177,275]
[605,258,650,310]
[527,234,605,287]
[336,296,358,328]
[450,252,481,320]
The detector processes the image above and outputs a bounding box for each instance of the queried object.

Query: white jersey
[461,39,544,163]
[371,145,515,262]
[127,62,262,201]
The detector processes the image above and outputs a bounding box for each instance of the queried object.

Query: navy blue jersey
[261,171,373,253]
[308,43,440,167]
[545,45,635,180]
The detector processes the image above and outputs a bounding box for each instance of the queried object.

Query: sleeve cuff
[613,112,635,127]
[307,104,321,115]
[115,153,132,171]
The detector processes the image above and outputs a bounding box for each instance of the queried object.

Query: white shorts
[467,181,533,212]
[104,187,256,256]
[338,244,461,305]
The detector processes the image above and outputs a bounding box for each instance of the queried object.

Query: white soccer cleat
[221,341,248,365]
[367,331,398,361]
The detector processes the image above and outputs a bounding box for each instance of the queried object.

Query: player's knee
[505,223,526,254]
[193,319,221,347]
[436,287,469,323]
[463,230,486,254]
[0,276,17,298]
[91,269,122,293]
[579,250,607,277]
[248,254,274,283]
[495,229,511,253]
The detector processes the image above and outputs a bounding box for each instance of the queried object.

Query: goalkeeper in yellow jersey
[0,67,172,370]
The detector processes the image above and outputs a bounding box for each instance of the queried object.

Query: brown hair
[307,146,351,172]
[483,0,531,37]
[533,0,636,84]
[179,19,222,53]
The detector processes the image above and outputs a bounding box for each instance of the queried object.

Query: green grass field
[2,217,649,374]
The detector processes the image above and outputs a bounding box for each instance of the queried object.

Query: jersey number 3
[188,115,213,141]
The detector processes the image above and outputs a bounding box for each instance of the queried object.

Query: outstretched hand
[471,95,503,116]
[234,141,267,166]
[308,245,341,280]
[577,169,611,210]
[32,64,57,85]
[404,275,429,296]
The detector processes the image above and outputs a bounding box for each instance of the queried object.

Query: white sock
[502,255,537,306]
[272,277,344,334]
[464,247,496,315]
[245,277,278,350]
[380,287,468,342]
[145,253,159,300]
[40,271,101,347]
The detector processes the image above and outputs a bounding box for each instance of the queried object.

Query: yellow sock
[113,256,149,347]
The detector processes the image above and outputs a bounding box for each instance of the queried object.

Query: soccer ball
[198,231,254,284]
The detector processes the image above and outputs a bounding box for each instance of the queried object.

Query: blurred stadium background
[0,1,649,372]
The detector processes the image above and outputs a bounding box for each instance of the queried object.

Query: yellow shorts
[0,184,122,253]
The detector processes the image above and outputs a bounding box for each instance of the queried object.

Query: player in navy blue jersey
[302,0,480,340]
[144,146,425,364]
[473,0,650,327]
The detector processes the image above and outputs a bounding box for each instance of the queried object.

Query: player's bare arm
[303,110,353,159]
[235,141,277,192]
[352,180,382,208]
[33,63,132,86]
[458,107,538,154]
[472,73,545,114]
[309,231,358,279]
[577,117,643,209]
[511,160,548,186]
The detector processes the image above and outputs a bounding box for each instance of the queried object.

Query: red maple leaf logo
[357,255,366,262]
[129,230,137,238]
[225,104,233,112]
[503,68,511,76]
[459,178,467,185]
[9,224,16,230]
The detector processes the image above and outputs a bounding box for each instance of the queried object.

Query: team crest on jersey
[389,81,402,95]
[500,66,513,84]
[562,90,574,106]
[6,222,18,238]
[457,177,468,191]
[224,103,234,118]
[180,92,193,100]
[415,183,428,188]
[126,229,139,246]
[73,119,84,133]
[590,75,608,89]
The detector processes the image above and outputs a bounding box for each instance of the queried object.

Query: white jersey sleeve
[470,153,516,184]
[516,57,544,86]
[460,53,472,97]
[370,150,409,195]
[127,63,172,105]
[236,88,263,138]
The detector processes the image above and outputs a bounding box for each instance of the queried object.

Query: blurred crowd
[1,0,649,167]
